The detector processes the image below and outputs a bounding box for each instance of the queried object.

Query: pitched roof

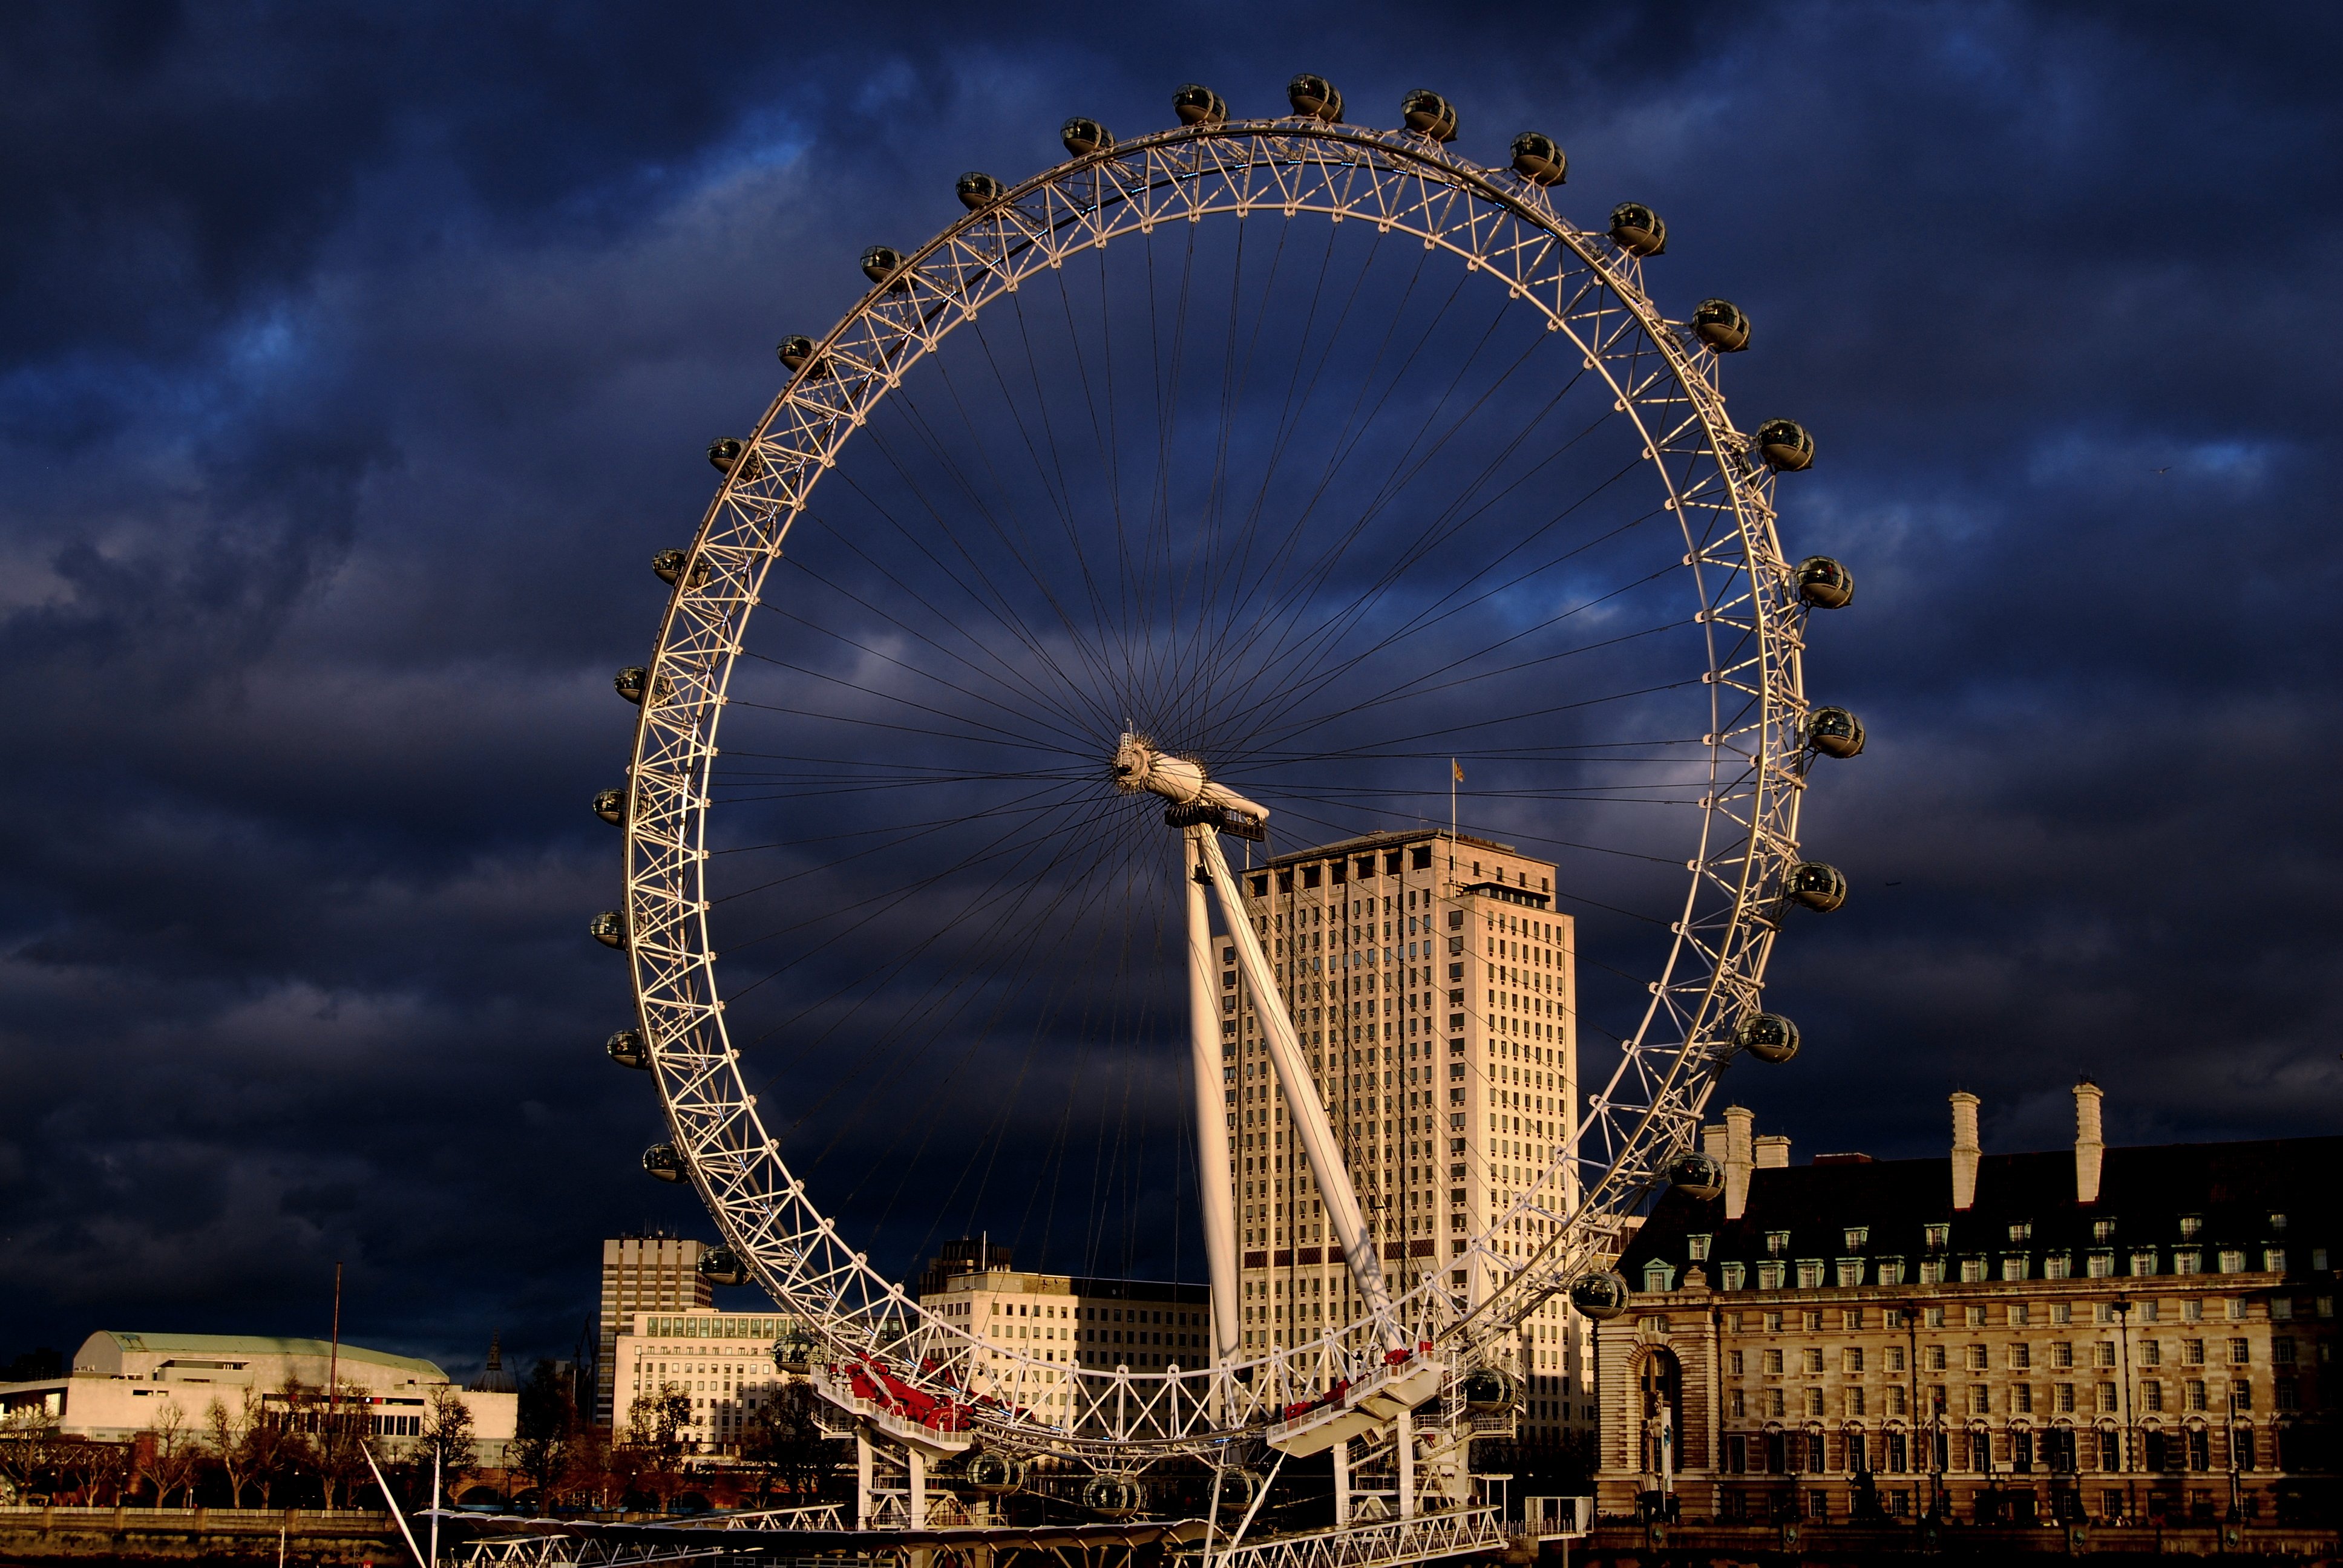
[1622,1136,2341,1278]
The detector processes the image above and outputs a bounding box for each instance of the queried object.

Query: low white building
[0,1331,517,1454]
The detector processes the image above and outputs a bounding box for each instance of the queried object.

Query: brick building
[1595,1085,2336,1525]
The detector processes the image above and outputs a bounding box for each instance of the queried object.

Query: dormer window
[1844,1227,1869,1251]
[2008,1221,2033,1243]
[1766,1230,1790,1257]
[1688,1234,1712,1261]
[2092,1218,2117,1242]
[1924,1223,1950,1250]
[2179,1215,2203,1239]
[2269,1213,2289,1232]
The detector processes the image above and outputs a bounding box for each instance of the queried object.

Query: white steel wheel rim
[620,114,1813,1463]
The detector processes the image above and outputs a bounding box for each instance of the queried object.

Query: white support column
[1184,826,1241,1373]
[1196,828,1401,1348]
[1332,1436,1351,1525]
[908,1448,928,1527]
[854,1429,874,1529]
[1397,1408,1416,1519]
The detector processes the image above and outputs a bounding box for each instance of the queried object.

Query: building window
[1797,1261,1823,1289]
[1766,1231,1789,1256]
[1924,1223,1949,1249]
[1688,1234,1711,1261]
[1837,1260,1864,1287]
[1806,1388,1824,1416]
[1959,1258,1985,1283]
[1844,1227,1869,1250]
[1720,1262,1746,1290]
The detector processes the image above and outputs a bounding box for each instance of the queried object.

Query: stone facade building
[1595,1085,2337,1525]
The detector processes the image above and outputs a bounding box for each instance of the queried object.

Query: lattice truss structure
[616,112,1820,1463]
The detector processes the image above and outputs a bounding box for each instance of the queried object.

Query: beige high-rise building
[1225,829,1593,1443]
[596,1232,711,1424]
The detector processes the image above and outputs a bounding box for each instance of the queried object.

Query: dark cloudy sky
[2,2,2337,1380]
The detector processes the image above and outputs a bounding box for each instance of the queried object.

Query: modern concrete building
[609,1308,801,1455]
[1596,1085,2338,1526]
[1228,829,1591,1446]
[0,1331,516,1451]
[597,1232,712,1425]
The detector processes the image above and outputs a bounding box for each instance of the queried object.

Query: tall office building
[1227,829,1593,1442]
[596,1231,711,1425]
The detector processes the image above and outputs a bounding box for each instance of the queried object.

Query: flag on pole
[1452,759,1465,783]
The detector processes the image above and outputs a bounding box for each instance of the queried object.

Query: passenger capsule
[651,549,709,590]
[1173,83,1227,126]
[1755,417,1814,472]
[1668,1149,1725,1201]
[707,437,763,480]
[1794,555,1854,609]
[1786,860,1848,913]
[1734,1011,1801,1065]
[613,666,652,704]
[642,1142,686,1183]
[606,1028,649,1070]
[1081,1476,1142,1518]
[772,1325,814,1371]
[1286,73,1343,122]
[860,245,908,288]
[1061,117,1113,157]
[956,171,1004,209]
[589,910,628,949]
[1461,1366,1519,1409]
[777,335,830,377]
[1509,131,1567,186]
[1400,89,1458,142]
[1216,1469,1265,1511]
[592,788,627,825]
[1804,705,1866,759]
[965,1453,1026,1494]
[698,1246,750,1287]
[1568,1271,1632,1321]
[1608,202,1667,257]
[1693,298,1751,353]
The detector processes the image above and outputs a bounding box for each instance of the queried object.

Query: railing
[1181,1506,1512,1568]
[706,1504,847,1532]
[0,1506,393,1526]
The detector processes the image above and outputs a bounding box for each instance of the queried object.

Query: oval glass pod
[1786,860,1848,912]
[1509,131,1567,186]
[1734,1011,1801,1064]
[777,335,830,377]
[956,171,1004,209]
[1286,74,1343,122]
[1061,117,1112,156]
[1693,298,1751,352]
[1173,83,1227,126]
[1755,417,1814,472]
[1081,1475,1142,1517]
[1568,1271,1632,1321]
[1794,555,1854,609]
[1400,89,1458,142]
[1805,705,1866,759]
[697,1246,750,1287]
[1668,1150,1725,1200]
[1609,202,1667,256]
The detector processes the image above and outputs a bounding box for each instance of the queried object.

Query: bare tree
[203,1392,260,1508]
[0,1406,61,1503]
[620,1386,691,1513]
[508,1361,577,1514]
[311,1382,372,1509]
[417,1385,477,1492]
[143,1403,202,1507]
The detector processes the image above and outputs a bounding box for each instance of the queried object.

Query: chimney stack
[1950,1091,1981,1211]
[1753,1134,1792,1169]
[2074,1079,2105,1205]
[1723,1105,1755,1221]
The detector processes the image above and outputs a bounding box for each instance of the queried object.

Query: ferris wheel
[593,76,1861,1483]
